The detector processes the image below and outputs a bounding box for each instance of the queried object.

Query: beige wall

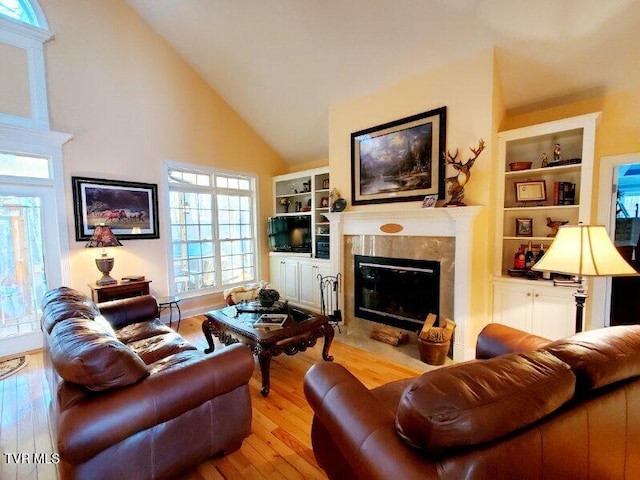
[40,0,286,310]
[328,49,498,349]
[0,42,30,117]
[285,157,329,175]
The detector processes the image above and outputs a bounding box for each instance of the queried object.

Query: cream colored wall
[285,157,329,175]
[0,42,30,117]
[41,0,286,310]
[328,49,497,350]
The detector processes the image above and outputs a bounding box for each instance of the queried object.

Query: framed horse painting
[72,177,159,241]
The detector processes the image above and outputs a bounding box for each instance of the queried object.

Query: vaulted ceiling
[126,0,640,163]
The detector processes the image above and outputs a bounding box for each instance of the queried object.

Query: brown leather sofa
[41,286,254,480]
[304,323,640,479]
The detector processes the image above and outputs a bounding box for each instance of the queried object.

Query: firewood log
[370,324,409,346]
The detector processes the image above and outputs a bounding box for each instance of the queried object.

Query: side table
[157,296,182,331]
[89,280,151,303]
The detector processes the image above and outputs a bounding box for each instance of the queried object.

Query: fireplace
[354,255,440,331]
[327,206,482,361]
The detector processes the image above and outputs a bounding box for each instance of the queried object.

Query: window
[0,152,49,178]
[0,0,39,26]
[167,165,257,295]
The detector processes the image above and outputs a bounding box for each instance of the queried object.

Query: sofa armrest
[476,323,551,359]
[58,343,254,463]
[304,362,438,480]
[97,295,158,329]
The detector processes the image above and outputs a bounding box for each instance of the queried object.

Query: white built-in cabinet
[492,113,601,338]
[272,166,331,259]
[269,166,332,312]
[269,255,330,312]
[492,278,576,339]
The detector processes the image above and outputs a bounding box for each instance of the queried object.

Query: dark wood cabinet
[88,280,151,303]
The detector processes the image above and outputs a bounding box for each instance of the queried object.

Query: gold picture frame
[515,180,547,203]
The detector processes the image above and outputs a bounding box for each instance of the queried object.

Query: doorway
[0,182,62,356]
[610,163,640,326]
[595,153,640,328]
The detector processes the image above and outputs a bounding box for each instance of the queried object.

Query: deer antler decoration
[444,139,485,206]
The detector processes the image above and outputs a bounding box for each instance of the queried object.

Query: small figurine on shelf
[546,217,569,237]
[280,197,291,213]
[553,143,562,161]
[540,152,549,168]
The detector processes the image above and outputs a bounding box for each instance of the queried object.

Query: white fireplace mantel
[327,206,482,361]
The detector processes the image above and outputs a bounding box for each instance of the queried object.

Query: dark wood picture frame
[515,180,547,203]
[72,176,160,241]
[515,218,533,237]
[351,106,446,205]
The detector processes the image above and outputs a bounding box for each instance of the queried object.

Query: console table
[88,280,151,303]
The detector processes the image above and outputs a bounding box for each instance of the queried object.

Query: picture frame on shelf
[72,176,160,241]
[421,194,438,208]
[351,106,446,205]
[320,197,329,208]
[515,180,547,203]
[515,218,533,237]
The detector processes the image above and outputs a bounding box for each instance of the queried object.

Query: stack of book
[553,182,576,205]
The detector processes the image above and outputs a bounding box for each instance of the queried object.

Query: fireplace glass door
[354,255,440,331]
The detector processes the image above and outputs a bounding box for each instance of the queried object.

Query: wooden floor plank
[2,316,423,479]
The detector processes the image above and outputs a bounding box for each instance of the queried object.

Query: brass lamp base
[95,255,117,286]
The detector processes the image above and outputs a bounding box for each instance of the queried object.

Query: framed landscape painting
[351,106,447,205]
[72,176,159,241]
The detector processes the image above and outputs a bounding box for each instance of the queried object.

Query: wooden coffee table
[203,307,334,396]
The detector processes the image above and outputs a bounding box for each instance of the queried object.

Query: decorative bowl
[509,161,532,171]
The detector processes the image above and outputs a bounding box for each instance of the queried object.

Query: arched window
[0,0,39,26]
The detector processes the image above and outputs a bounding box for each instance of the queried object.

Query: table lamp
[85,225,122,286]
[532,224,638,332]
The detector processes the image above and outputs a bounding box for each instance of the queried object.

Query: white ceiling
[126,0,640,163]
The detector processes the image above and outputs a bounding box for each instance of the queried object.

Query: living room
[2,1,640,478]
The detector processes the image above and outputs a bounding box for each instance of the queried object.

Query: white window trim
[0,124,73,286]
[162,159,261,298]
[0,8,52,130]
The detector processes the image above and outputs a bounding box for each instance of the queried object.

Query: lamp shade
[85,225,123,248]
[532,224,638,277]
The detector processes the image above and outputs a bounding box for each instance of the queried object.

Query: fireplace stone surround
[327,206,482,361]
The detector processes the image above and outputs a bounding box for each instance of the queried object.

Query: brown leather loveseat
[304,323,640,479]
[41,286,254,480]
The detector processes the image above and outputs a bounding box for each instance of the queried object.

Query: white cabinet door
[298,261,318,308]
[492,280,576,340]
[269,256,283,293]
[492,282,533,332]
[531,287,575,339]
[282,259,299,302]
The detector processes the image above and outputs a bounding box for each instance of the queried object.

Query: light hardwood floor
[1,315,423,479]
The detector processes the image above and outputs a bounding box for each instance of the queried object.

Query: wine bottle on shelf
[525,241,535,270]
[514,245,525,270]
[536,243,551,279]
